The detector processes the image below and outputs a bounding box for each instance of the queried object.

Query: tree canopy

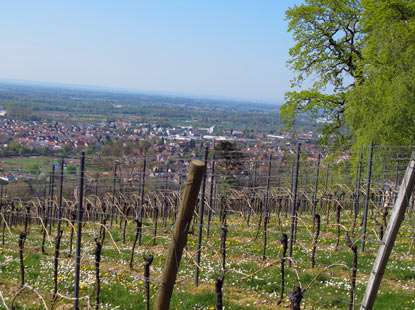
[346,0,415,145]
[283,0,415,146]
[214,141,245,186]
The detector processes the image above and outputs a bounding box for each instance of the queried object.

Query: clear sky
[0,0,303,103]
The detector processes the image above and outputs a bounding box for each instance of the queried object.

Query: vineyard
[0,145,415,309]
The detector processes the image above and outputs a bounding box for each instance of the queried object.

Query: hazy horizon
[0,1,303,103]
[0,78,283,106]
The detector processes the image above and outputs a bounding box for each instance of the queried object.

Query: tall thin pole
[43,180,47,218]
[110,163,117,227]
[137,158,147,246]
[74,152,85,310]
[94,171,99,216]
[288,143,301,260]
[248,162,257,226]
[361,144,374,252]
[162,162,169,229]
[355,153,363,216]
[165,162,169,190]
[48,165,55,234]
[53,157,64,298]
[262,154,272,260]
[195,145,209,286]
[56,157,65,233]
[312,153,321,229]
[324,163,330,192]
[289,164,295,195]
[206,153,216,239]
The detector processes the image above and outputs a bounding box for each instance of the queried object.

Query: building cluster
[0,115,333,188]
[0,117,319,156]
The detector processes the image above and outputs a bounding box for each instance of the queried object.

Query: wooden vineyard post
[74,152,86,310]
[360,153,415,310]
[144,254,154,310]
[154,160,206,310]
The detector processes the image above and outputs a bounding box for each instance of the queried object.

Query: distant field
[0,83,290,133]
[0,156,55,174]
[1,156,51,165]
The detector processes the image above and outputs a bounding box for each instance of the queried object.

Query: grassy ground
[0,210,414,309]
[1,156,51,169]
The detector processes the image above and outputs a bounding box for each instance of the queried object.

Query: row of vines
[0,145,415,309]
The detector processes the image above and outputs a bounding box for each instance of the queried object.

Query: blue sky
[0,1,303,103]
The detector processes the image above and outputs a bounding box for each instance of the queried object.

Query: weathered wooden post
[18,231,27,287]
[94,238,102,310]
[215,273,225,310]
[277,233,288,305]
[144,254,154,310]
[360,153,415,310]
[288,286,303,310]
[154,160,206,310]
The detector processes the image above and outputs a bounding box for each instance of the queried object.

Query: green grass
[1,157,50,166]
[0,210,414,309]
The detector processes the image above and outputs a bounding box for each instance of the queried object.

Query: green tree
[282,0,363,144]
[40,146,49,156]
[5,180,32,200]
[139,140,152,154]
[346,0,415,145]
[66,164,77,175]
[25,163,41,174]
[214,141,245,186]
[61,143,74,155]
[6,104,34,121]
